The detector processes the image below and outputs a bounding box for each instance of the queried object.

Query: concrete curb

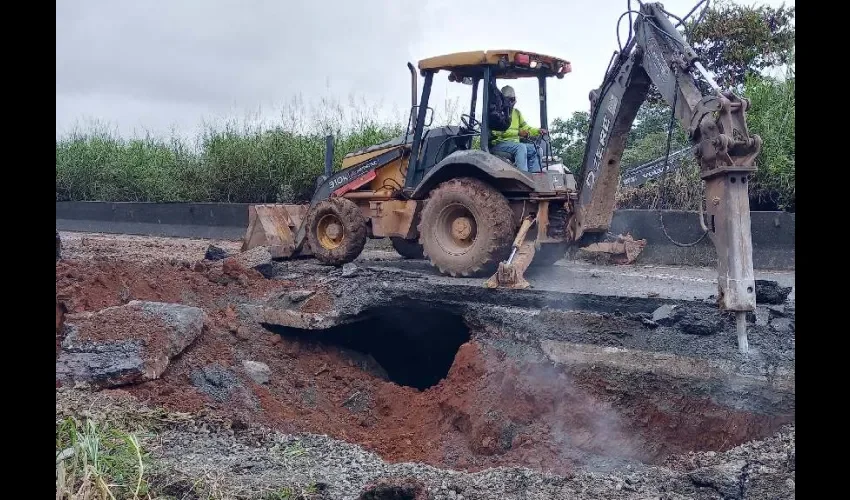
[609,209,794,270]
[56,201,795,270]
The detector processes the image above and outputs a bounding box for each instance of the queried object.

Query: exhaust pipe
[324,134,334,177]
[407,62,417,106]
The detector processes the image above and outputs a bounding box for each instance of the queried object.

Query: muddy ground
[55,232,796,499]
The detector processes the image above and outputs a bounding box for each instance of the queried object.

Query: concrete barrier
[56,201,794,270]
[608,209,795,270]
[56,201,251,240]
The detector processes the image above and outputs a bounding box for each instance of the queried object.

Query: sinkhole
[263,304,471,390]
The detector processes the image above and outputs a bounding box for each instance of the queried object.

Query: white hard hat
[501,85,516,98]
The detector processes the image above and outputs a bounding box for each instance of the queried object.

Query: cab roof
[417,49,572,80]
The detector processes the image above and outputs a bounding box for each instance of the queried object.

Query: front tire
[418,177,515,277]
[305,197,367,266]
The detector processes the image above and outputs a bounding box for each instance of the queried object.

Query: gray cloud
[57,0,422,135]
[57,0,793,139]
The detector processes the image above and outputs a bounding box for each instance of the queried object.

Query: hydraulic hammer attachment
[485,216,537,289]
[695,92,761,315]
[694,91,762,354]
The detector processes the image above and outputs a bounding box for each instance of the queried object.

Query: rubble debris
[190,364,240,402]
[230,245,273,270]
[342,262,360,277]
[205,247,274,282]
[54,232,795,495]
[746,307,771,327]
[357,477,429,500]
[755,280,792,305]
[648,304,726,336]
[770,317,794,333]
[579,233,647,265]
[234,326,253,341]
[240,304,342,330]
[58,387,796,500]
[635,312,659,328]
[687,460,748,499]
[242,360,271,385]
[204,244,230,261]
[652,304,678,325]
[672,306,726,336]
[288,289,316,303]
[56,301,205,388]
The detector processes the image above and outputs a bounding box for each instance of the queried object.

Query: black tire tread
[418,177,515,277]
[305,197,367,266]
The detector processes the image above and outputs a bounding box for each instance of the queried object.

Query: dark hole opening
[263,304,471,390]
[358,481,426,500]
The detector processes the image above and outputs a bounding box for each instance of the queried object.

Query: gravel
[57,389,795,500]
[58,232,243,264]
[55,232,796,499]
[189,364,241,402]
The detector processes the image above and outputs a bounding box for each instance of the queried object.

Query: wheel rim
[317,214,345,250]
[434,203,478,255]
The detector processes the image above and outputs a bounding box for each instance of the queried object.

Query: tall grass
[57,90,794,210]
[56,97,409,204]
[56,417,150,500]
[743,72,795,211]
[615,70,795,212]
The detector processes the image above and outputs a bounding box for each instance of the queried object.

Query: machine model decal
[607,94,619,115]
[313,148,403,204]
[645,35,671,85]
[329,157,380,190]
[585,113,612,190]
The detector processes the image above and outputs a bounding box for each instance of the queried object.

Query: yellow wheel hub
[317,214,345,250]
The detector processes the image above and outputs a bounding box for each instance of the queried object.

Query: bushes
[742,72,795,211]
[612,71,795,212]
[56,81,794,211]
[56,102,405,204]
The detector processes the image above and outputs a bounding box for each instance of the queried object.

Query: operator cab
[403,50,574,190]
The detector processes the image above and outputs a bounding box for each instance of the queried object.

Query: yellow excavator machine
[242,1,761,349]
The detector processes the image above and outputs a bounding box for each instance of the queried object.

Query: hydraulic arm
[573,1,762,352]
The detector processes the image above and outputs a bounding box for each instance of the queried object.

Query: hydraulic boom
[574,1,762,352]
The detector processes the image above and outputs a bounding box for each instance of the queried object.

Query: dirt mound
[56,387,797,499]
[56,257,792,478]
[55,258,292,316]
[57,301,206,388]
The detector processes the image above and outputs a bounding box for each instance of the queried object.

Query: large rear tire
[390,236,424,259]
[418,177,515,277]
[305,197,367,266]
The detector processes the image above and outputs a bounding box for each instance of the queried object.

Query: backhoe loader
[242,0,761,350]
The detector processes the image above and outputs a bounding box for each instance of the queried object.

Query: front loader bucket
[242,204,312,259]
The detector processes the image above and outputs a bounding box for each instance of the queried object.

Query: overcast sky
[56,0,794,140]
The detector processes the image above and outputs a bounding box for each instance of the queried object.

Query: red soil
[55,258,791,475]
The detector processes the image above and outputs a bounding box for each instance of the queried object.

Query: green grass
[257,485,318,500]
[56,85,794,211]
[56,416,151,500]
[56,122,405,205]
